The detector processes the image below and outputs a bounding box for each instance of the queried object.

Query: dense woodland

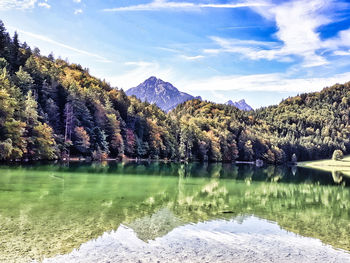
[0,21,349,164]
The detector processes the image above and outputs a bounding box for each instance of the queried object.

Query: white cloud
[125,61,155,67]
[108,61,173,89]
[204,36,290,61]
[269,0,330,67]
[157,47,180,53]
[206,0,350,68]
[337,29,350,46]
[38,2,50,8]
[10,27,111,63]
[180,55,204,61]
[324,28,350,54]
[333,50,350,56]
[179,72,350,94]
[102,0,269,12]
[73,0,81,2]
[0,0,52,10]
[0,0,37,10]
[74,9,83,14]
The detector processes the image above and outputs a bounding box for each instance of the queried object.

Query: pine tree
[10,31,21,72]
[14,66,34,94]
[45,98,61,133]
[0,20,10,60]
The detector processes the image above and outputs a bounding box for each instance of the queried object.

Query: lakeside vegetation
[1,21,350,163]
[299,155,350,178]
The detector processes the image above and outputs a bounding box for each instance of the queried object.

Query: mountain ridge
[225,99,253,111]
[126,76,252,111]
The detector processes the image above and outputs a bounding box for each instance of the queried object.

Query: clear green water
[0,162,349,262]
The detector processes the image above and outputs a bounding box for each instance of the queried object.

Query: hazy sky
[1,0,350,108]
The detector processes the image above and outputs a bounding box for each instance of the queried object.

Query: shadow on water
[4,161,350,185]
[0,162,349,262]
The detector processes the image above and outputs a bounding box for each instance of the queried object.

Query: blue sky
[1,0,350,108]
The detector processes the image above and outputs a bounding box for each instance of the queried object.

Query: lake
[0,162,349,263]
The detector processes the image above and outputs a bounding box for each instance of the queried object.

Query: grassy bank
[298,155,350,177]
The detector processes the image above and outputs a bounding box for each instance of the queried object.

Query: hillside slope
[0,21,177,161]
[170,82,350,162]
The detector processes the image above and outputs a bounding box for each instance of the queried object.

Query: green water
[0,162,349,262]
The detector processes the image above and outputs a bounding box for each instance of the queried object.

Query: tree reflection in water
[0,162,349,262]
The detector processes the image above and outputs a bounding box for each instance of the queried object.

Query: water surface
[0,162,349,262]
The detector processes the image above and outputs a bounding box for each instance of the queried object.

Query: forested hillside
[172,88,350,163]
[0,21,176,161]
[0,21,349,163]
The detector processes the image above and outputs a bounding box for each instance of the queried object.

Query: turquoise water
[0,162,349,262]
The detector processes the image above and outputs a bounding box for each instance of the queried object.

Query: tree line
[0,21,348,163]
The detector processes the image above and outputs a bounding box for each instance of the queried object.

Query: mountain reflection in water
[0,162,349,262]
[42,216,350,263]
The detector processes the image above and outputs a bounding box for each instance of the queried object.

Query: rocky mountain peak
[126,77,197,112]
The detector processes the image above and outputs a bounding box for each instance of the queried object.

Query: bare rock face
[225,99,253,111]
[126,76,252,112]
[126,76,200,112]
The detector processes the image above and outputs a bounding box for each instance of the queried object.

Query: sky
[1,0,350,108]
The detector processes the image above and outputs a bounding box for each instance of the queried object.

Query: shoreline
[298,156,350,177]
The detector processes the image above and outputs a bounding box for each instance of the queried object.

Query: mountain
[127,77,252,112]
[126,77,201,112]
[225,99,253,111]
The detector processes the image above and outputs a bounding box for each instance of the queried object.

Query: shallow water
[0,162,349,262]
[42,216,350,263]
